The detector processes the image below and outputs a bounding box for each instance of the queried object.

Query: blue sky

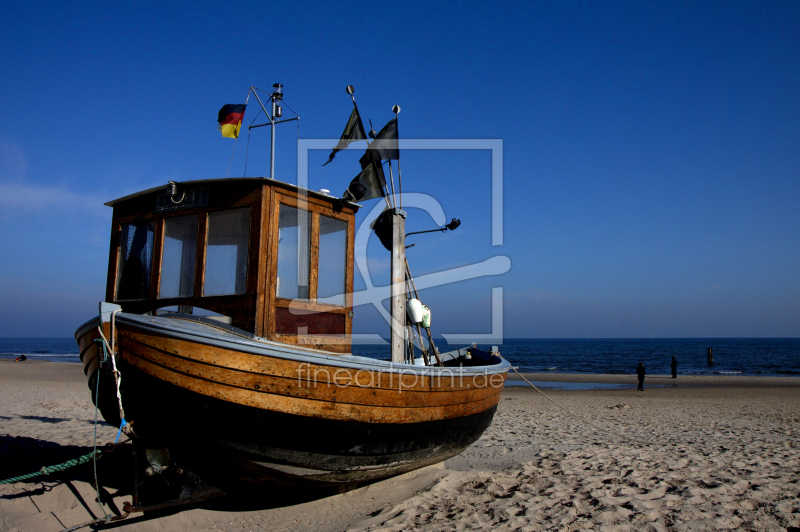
[1,1,798,338]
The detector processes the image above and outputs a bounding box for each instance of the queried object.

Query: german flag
[217,104,247,138]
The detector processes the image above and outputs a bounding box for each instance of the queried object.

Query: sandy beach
[1,360,798,531]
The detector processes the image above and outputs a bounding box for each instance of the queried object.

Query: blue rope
[115,419,127,444]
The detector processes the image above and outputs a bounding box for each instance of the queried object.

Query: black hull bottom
[107,363,497,485]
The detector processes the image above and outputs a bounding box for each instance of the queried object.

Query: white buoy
[407,298,423,324]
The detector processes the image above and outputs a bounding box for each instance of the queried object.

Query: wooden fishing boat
[75,87,509,486]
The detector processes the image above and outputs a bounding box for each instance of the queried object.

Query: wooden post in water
[391,209,407,363]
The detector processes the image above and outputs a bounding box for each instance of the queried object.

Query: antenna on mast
[393,105,401,209]
[270,84,283,180]
[248,83,299,180]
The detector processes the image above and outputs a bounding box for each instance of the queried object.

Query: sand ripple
[354,387,800,531]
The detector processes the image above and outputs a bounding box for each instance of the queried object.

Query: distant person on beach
[707,347,713,365]
[14,355,27,362]
[636,362,645,391]
[671,357,678,378]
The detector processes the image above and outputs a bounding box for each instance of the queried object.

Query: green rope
[0,450,101,485]
[1,338,112,486]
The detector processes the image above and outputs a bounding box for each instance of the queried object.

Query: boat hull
[75,313,509,484]
[116,366,497,483]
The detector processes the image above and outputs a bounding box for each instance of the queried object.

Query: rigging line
[380,160,392,210]
[226,137,239,179]
[244,130,251,177]
[225,89,256,179]
[240,106,264,178]
[405,259,441,366]
[396,158,403,210]
[387,159,397,208]
[280,98,300,119]
[248,106,264,125]
[405,277,430,365]
[503,359,657,446]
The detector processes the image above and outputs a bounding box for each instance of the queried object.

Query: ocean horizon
[2,337,798,378]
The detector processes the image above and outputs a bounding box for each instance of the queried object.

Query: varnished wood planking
[266,190,283,337]
[261,186,277,341]
[270,333,351,353]
[79,335,99,376]
[194,210,208,298]
[274,308,346,335]
[276,298,349,314]
[309,210,320,304]
[274,191,356,213]
[120,348,500,424]
[255,187,270,337]
[119,327,507,393]
[246,202,263,296]
[118,333,499,408]
[77,321,113,378]
[106,222,120,303]
[77,329,98,359]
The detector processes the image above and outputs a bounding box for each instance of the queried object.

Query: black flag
[369,118,399,160]
[358,149,387,188]
[370,208,394,251]
[345,151,386,202]
[323,107,367,165]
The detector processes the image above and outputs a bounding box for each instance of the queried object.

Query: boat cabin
[105,178,357,353]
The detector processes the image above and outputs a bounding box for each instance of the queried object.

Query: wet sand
[1,360,799,531]
[509,371,800,387]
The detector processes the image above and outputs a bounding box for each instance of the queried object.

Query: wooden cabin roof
[105,177,360,209]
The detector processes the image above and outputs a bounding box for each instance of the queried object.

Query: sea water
[350,338,800,377]
[0,338,82,363]
[2,337,798,377]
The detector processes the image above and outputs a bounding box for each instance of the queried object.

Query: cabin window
[116,221,156,300]
[203,208,249,296]
[317,215,348,306]
[276,205,311,300]
[159,215,198,298]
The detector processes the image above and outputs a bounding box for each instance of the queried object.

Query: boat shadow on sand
[0,436,351,524]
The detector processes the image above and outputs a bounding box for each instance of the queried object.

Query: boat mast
[250,83,291,180]
[390,207,407,363]
[390,105,406,363]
